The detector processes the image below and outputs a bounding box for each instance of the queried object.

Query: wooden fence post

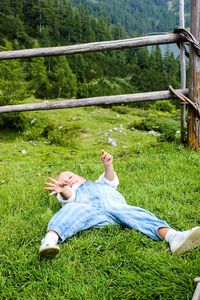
[188,0,200,150]
[179,0,187,143]
[192,278,200,300]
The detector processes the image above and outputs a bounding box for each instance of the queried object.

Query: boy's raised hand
[45,177,68,196]
[100,150,113,167]
[100,150,115,181]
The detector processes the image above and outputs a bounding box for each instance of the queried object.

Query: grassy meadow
[0,104,200,300]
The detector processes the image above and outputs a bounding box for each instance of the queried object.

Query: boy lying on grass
[40,150,200,258]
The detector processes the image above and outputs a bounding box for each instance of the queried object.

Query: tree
[0,40,29,105]
[25,40,51,99]
[163,47,179,88]
[48,56,77,99]
[0,40,30,130]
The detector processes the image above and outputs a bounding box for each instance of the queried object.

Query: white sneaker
[169,227,200,255]
[39,239,60,258]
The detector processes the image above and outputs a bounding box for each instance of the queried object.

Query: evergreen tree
[163,47,179,88]
[0,39,30,130]
[48,56,77,99]
[0,40,29,105]
[69,54,86,83]
[25,40,51,99]
[58,1,75,42]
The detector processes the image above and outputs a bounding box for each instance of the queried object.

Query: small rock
[107,138,117,147]
[148,130,159,137]
[30,118,36,124]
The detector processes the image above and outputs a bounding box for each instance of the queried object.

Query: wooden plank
[0,33,184,60]
[188,0,200,150]
[0,89,188,114]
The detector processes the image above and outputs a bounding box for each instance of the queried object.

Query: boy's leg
[107,203,200,254]
[106,203,169,241]
[39,202,109,258]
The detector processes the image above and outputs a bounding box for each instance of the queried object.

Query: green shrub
[127,119,144,130]
[128,116,179,142]
[153,100,174,113]
[22,119,83,146]
[42,124,81,146]
[111,105,130,114]
[0,113,28,131]
[78,78,134,98]
[157,118,179,142]
[135,110,150,117]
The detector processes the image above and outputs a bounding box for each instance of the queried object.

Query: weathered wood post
[188,0,200,150]
[179,0,187,142]
[192,278,200,300]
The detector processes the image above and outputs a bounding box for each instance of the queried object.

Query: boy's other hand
[45,177,69,196]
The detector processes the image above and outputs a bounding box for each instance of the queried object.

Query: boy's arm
[100,150,116,181]
[59,186,73,200]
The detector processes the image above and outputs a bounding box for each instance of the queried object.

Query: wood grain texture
[0,89,188,114]
[188,0,200,150]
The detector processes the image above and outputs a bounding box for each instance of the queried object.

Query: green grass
[0,106,200,300]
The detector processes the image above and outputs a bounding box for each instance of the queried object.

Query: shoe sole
[39,246,60,258]
[172,227,200,255]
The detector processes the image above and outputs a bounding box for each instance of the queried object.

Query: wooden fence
[0,0,199,150]
[0,89,189,113]
[0,33,182,60]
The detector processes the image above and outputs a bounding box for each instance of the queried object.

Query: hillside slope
[71,0,191,35]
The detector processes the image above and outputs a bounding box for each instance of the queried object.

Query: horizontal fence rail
[0,33,185,60]
[0,89,188,114]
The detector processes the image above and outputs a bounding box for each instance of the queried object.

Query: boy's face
[57,171,85,187]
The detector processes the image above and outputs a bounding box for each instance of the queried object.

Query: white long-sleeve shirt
[57,173,119,206]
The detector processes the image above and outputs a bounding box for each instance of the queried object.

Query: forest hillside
[72,0,191,34]
[0,0,180,116]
